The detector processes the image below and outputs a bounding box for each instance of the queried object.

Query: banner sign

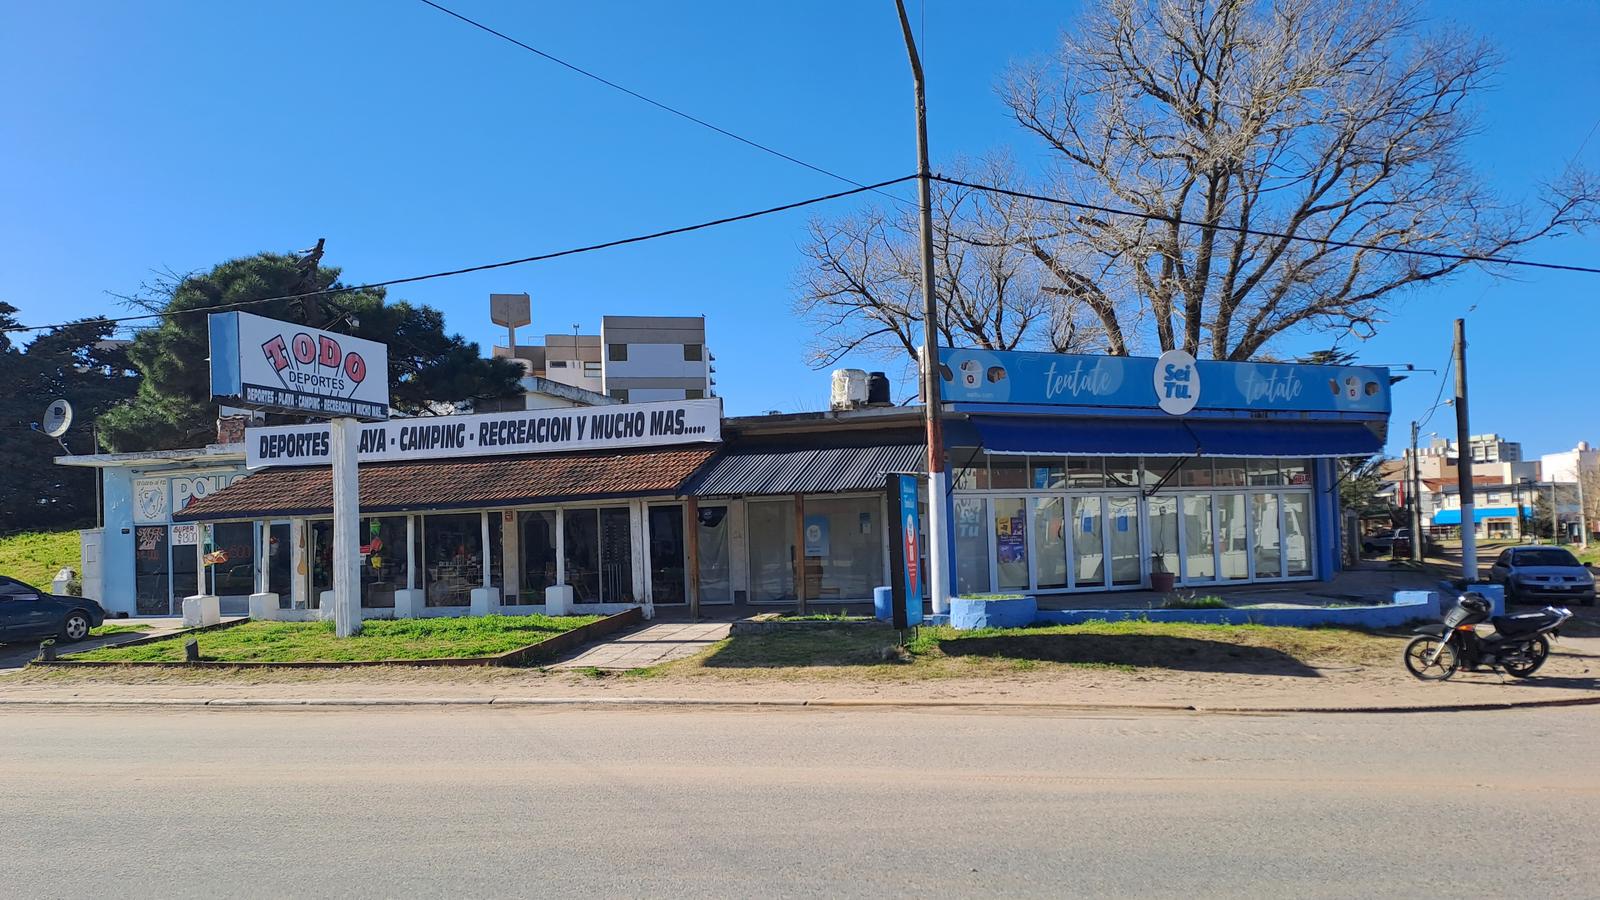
[246,398,722,468]
[885,473,923,629]
[210,311,391,420]
[937,348,1389,416]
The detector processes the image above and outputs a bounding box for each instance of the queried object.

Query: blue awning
[1431,506,1528,526]
[967,416,1382,458]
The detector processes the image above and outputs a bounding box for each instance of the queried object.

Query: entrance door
[1106,495,1142,586]
[648,505,686,605]
[695,505,734,605]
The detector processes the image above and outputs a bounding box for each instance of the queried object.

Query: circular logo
[1154,349,1200,415]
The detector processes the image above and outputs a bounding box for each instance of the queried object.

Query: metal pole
[1579,467,1589,549]
[330,418,362,637]
[1409,421,1422,562]
[1452,319,1476,581]
[894,0,951,616]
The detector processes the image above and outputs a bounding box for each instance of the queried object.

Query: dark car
[1488,546,1596,606]
[0,575,106,643]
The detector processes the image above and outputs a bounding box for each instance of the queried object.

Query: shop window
[993,498,1029,590]
[1182,495,1216,580]
[1178,458,1215,488]
[1253,494,1282,577]
[360,517,406,608]
[1249,459,1284,486]
[423,513,483,606]
[134,527,172,616]
[172,530,199,607]
[1107,496,1141,585]
[953,497,991,595]
[988,456,1029,489]
[1283,494,1312,576]
[1104,457,1141,488]
[311,520,333,600]
[1030,457,1067,490]
[1218,494,1249,579]
[599,508,634,603]
[1212,458,1247,487]
[564,507,635,603]
[748,499,796,602]
[1071,496,1104,587]
[1281,459,1310,486]
[802,496,881,601]
[207,522,256,597]
[696,505,734,604]
[520,510,559,601]
[1032,497,1068,589]
[267,523,292,606]
[1148,496,1179,581]
[1067,457,1105,488]
[649,505,686,604]
[950,448,987,490]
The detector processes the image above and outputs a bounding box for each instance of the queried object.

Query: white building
[493,309,714,405]
[1540,441,1598,484]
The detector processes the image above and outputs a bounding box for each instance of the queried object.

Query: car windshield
[1516,549,1581,567]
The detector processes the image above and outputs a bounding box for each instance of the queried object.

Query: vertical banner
[886,473,924,629]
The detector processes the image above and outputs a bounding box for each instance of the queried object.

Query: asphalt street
[4,705,1598,898]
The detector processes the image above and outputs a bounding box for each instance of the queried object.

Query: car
[1362,530,1397,555]
[1391,527,1439,558]
[0,575,107,643]
[1487,546,1596,606]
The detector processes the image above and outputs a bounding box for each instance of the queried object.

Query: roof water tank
[866,371,891,406]
[831,368,869,410]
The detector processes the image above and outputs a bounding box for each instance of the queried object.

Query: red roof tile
[174,446,717,521]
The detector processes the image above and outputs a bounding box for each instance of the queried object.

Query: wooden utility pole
[1452,319,1476,581]
[894,0,950,616]
[1410,421,1423,563]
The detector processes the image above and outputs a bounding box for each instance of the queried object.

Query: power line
[933,175,1600,276]
[415,0,910,206]
[2,175,917,335]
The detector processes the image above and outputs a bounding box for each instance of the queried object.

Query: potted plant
[1149,550,1176,593]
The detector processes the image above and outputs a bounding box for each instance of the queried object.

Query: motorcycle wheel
[1404,636,1459,681]
[1500,635,1550,679]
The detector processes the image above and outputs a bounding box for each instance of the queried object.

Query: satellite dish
[42,399,73,438]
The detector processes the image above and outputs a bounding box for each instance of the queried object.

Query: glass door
[648,505,686,605]
[1252,493,1282,579]
[1070,496,1104,589]
[1106,495,1142,586]
[695,505,734,605]
[1030,497,1068,590]
[1180,495,1216,582]
[1282,493,1312,577]
[1148,496,1179,584]
[1217,494,1250,581]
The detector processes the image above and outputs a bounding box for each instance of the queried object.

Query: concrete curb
[2,694,1598,715]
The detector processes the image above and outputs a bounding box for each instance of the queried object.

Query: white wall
[606,343,707,380]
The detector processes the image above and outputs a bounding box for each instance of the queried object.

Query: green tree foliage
[0,303,140,531]
[1338,456,1393,519]
[98,253,524,451]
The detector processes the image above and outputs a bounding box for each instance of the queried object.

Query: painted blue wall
[1314,457,1340,579]
[99,467,137,616]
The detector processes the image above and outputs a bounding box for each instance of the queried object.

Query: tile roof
[174,446,717,521]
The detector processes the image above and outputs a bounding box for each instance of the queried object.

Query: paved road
[3,705,1597,898]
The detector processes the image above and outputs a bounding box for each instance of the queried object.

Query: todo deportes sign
[209,312,391,420]
[246,398,722,468]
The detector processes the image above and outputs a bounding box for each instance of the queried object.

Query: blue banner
[892,474,923,627]
[937,348,1389,416]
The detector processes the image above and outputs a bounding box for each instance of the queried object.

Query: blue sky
[2,1,1596,458]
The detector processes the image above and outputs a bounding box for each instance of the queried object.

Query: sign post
[210,312,389,637]
[885,473,924,630]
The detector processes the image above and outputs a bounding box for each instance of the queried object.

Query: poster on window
[997,516,1027,564]
[803,515,830,557]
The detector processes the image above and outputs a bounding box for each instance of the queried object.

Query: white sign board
[246,398,722,468]
[209,311,390,420]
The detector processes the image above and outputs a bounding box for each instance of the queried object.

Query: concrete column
[499,510,520,603]
[329,418,361,637]
[630,502,649,618]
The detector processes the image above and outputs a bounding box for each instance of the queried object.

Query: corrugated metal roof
[686,444,925,497]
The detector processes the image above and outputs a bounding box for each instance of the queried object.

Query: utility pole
[894,0,950,616]
[1579,467,1589,549]
[1452,319,1477,581]
[1409,421,1422,562]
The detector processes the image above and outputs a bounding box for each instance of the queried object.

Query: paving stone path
[549,621,731,671]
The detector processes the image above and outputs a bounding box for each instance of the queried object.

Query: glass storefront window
[988,456,1029,490]
[1218,494,1249,580]
[424,513,482,607]
[1249,459,1284,486]
[135,526,171,615]
[563,508,602,602]
[1067,457,1105,488]
[954,497,991,595]
[359,517,405,608]
[208,522,256,597]
[1283,494,1312,576]
[1030,457,1067,490]
[1282,459,1311,486]
[1104,457,1141,488]
[1107,495,1141,585]
[649,505,686,604]
[748,499,796,603]
[1212,458,1247,488]
[1252,493,1281,578]
[1148,496,1178,581]
[310,520,333,598]
[267,523,292,608]
[696,505,734,604]
[599,508,634,603]
[1179,459,1214,487]
[1071,496,1103,588]
[993,498,1029,590]
[1031,497,1068,589]
[951,449,988,490]
[173,531,198,605]
[519,510,559,601]
[803,496,881,601]
[1182,495,1215,581]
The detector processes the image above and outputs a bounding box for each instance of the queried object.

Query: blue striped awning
[685,444,925,497]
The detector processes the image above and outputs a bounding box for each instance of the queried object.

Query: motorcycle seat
[1490,613,1551,635]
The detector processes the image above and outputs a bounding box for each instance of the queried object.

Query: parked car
[1362,530,1397,555]
[0,575,106,643]
[1391,528,1439,558]
[1487,546,1596,606]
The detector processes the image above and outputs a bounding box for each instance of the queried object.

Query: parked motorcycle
[1403,593,1572,681]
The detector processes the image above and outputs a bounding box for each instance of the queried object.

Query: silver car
[1488,546,1596,606]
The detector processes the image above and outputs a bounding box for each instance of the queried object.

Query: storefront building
[61,352,1389,617]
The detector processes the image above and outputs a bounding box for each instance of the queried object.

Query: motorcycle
[1403,592,1572,681]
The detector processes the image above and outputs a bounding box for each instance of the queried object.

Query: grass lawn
[650,619,1401,679]
[67,614,602,663]
[0,530,80,588]
[90,623,153,637]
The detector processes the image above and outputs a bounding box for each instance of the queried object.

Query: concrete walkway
[549,621,730,671]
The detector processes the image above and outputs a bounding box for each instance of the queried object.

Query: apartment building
[491,305,714,405]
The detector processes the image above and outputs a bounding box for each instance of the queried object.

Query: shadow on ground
[697,628,899,669]
[937,633,1324,677]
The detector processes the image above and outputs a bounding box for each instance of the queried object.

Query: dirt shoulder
[5,634,1597,712]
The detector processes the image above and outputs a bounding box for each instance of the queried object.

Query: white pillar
[330,418,362,637]
[928,469,951,614]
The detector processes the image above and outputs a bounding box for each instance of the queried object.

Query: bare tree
[794,158,1106,369]
[1003,0,1597,360]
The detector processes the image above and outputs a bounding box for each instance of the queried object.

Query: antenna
[41,399,73,438]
